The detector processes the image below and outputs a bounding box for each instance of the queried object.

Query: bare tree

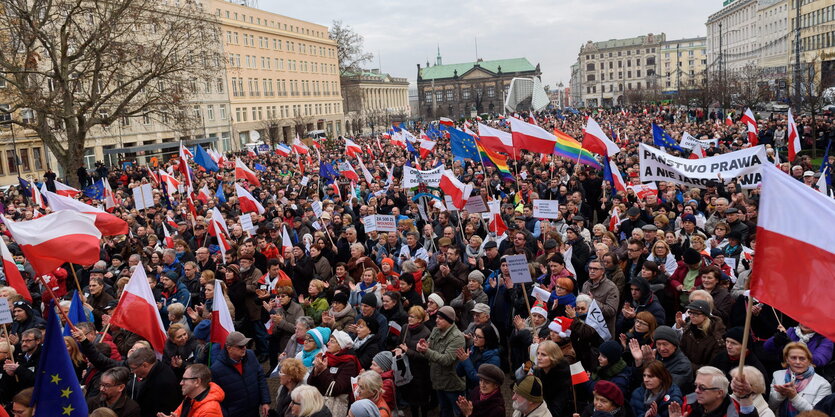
[730,64,772,110]
[795,54,835,157]
[0,0,223,186]
[329,20,373,75]
[259,117,287,145]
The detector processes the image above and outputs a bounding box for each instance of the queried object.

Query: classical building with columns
[341,69,410,135]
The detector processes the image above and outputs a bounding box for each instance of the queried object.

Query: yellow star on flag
[61,387,73,398]
[51,374,62,384]
[62,404,75,415]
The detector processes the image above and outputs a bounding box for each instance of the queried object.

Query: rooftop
[418,57,536,80]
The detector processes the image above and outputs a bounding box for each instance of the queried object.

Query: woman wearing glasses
[769,342,831,417]
[289,385,333,417]
[274,358,307,417]
[630,360,683,417]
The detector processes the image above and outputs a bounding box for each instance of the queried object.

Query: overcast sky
[261,0,718,89]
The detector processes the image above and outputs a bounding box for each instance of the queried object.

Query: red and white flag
[750,164,835,340]
[388,321,402,337]
[30,183,47,211]
[210,279,235,344]
[275,143,292,157]
[0,237,32,301]
[418,139,437,159]
[477,123,515,156]
[725,114,733,126]
[608,207,622,232]
[178,142,194,193]
[689,143,706,159]
[439,117,454,127]
[213,221,231,262]
[606,158,627,194]
[489,213,508,236]
[41,190,128,236]
[158,170,181,195]
[788,108,801,162]
[109,263,168,353]
[570,362,590,385]
[627,183,659,200]
[583,117,621,156]
[102,178,117,210]
[440,170,473,210]
[292,136,309,155]
[208,207,229,237]
[146,166,159,184]
[356,155,374,184]
[161,223,175,248]
[741,108,759,146]
[235,183,265,215]
[510,117,557,154]
[235,158,261,187]
[281,224,293,253]
[197,185,212,204]
[345,138,362,157]
[338,161,360,182]
[4,211,102,274]
[52,180,82,198]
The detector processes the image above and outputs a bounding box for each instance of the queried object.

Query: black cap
[484,241,498,249]
[725,207,739,214]
[361,292,378,308]
[685,299,712,316]
[544,239,557,250]
[626,207,641,217]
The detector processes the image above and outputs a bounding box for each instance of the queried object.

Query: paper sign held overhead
[507,254,532,284]
[532,199,560,219]
[464,196,488,213]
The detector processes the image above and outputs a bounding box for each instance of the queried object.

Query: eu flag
[216,182,227,204]
[62,291,88,337]
[444,126,480,162]
[17,177,32,198]
[32,301,88,416]
[83,180,105,199]
[319,162,339,184]
[254,163,267,172]
[192,145,219,172]
[652,123,685,152]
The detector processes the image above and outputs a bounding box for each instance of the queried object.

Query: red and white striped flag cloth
[158,170,180,195]
[570,362,590,385]
[210,279,235,344]
[281,224,293,254]
[208,207,229,237]
[235,183,265,215]
[788,108,801,162]
[102,177,117,210]
[510,117,557,155]
[0,237,32,301]
[292,136,309,155]
[51,180,81,198]
[356,155,374,184]
[4,210,102,274]
[440,170,473,210]
[235,158,261,187]
[477,123,515,156]
[109,263,167,353]
[41,189,128,236]
[213,221,231,262]
[583,117,621,156]
[338,161,360,182]
[345,138,362,157]
[689,143,706,159]
[741,108,759,146]
[608,207,622,232]
[197,185,212,204]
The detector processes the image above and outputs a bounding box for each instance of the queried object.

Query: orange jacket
[174,382,225,417]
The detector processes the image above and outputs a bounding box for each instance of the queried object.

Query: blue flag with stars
[652,123,685,152]
[62,291,88,337]
[216,181,227,204]
[82,179,105,200]
[32,300,88,417]
[444,126,480,163]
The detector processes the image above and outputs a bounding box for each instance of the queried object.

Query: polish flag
[583,117,621,156]
[52,180,81,198]
[439,117,454,127]
[725,114,734,126]
[419,139,437,159]
[196,185,212,204]
[213,221,231,262]
[510,117,557,154]
[161,223,175,248]
[109,263,167,353]
[281,224,293,253]
[0,238,32,301]
[41,190,129,236]
[741,108,759,146]
[208,148,224,165]
[477,123,515,156]
[4,211,102,274]
[440,170,473,210]
[788,108,801,162]
[338,161,360,182]
[208,207,229,237]
[388,321,402,337]
[146,166,159,184]
[489,213,508,236]
[235,183,265,214]
[356,155,374,184]
[627,183,659,200]
[390,131,407,149]
[102,178,117,210]
[275,143,292,157]
[178,143,194,193]
[30,183,47,211]
[689,143,706,159]
[292,136,309,155]
[235,159,261,187]
[345,138,362,157]
[751,164,835,340]
[606,158,628,193]
[570,362,590,385]
[158,170,180,195]
[527,113,537,125]
[210,279,235,344]
[608,207,622,232]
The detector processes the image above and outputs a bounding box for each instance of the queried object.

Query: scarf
[330,305,352,319]
[592,358,627,381]
[794,327,815,344]
[301,347,320,368]
[782,367,816,417]
[643,388,662,407]
[353,334,372,350]
[466,245,484,260]
[479,388,499,402]
[325,350,363,372]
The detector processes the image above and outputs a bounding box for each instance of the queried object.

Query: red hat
[531,301,548,318]
[594,380,624,407]
[548,316,573,338]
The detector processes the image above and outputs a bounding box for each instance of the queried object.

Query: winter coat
[401,324,432,405]
[657,349,694,393]
[307,352,360,399]
[172,382,226,417]
[467,385,506,417]
[271,301,305,352]
[210,348,271,416]
[135,361,182,417]
[87,393,142,417]
[769,370,831,415]
[630,384,683,417]
[581,277,620,336]
[679,318,726,371]
[456,347,501,389]
[424,324,466,392]
[764,328,834,368]
[353,334,382,370]
[533,361,573,417]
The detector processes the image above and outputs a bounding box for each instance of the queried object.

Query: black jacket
[211,348,271,416]
[135,361,182,417]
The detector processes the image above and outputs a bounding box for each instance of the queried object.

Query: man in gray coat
[417,305,466,417]
[581,259,619,336]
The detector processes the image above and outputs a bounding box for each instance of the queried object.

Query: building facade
[659,37,708,94]
[548,83,570,109]
[209,0,344,145]
[791,0,835,90]
[416,52,541,119]
[706,0,761,75]
[577,33,665,107]
[341,69,410,135]
[569,61,583,107]
[0,110,48,186]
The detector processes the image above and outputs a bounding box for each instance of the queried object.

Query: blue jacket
[630,384,683,417]
[210,348,270,416]
[159,282,191,326]
[456,347,501,388]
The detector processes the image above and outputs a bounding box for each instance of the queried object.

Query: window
[219,104,227,120]
[252,108,258,121]
[19,148,30,172]
[0,104,10,122]
[435,91,443,102]
[207,105,215,121]
[586,63,595,71]
[6,150,16,174]
[32,147,42,170]
[487,86,495,98]
[587,74,595,81]
[20,108,34,123]
[462,89,470,100]
[217,78,224,93]
[143,113,151,125]
[446,90,453,101]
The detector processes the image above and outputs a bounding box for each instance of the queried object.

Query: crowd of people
[0,106,834,417]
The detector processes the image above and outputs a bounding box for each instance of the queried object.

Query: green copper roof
[419,58,536,80]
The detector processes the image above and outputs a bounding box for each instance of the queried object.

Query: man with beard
[87,367,141,417]
[510,375,551,417]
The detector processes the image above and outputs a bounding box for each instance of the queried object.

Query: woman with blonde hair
[532,340,573,417]
[275,358,307,417]
[675,298,725,370]
[355,370,392,417]
[770,342,831,416]
[650,240,678,275]
[289,385,331,417]
[63,336,86,380]
[730,366,775,417]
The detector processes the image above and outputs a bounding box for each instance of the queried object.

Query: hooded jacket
[173,382,226,417]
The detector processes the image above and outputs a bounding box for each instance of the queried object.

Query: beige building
[341,69,409,135]
[209,0,344,145]
[659,37,708,93]
[577,33,665,107]
[790,0,835,89]
[0,109,48,186]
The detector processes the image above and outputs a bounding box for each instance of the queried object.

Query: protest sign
[627,183,659,199]
[507,254,532,284]
[363,215,377,233]
[402,165,444,189]
[374,215,397,232]
[532,199,560,219]
[240,214,257,234]
[132,183,154,210]
[586,300,612,341]
[311,201,323,218]
[300,176,310,187]
[639,143,766,189]
[464,196,488,213]
[680,132,718,150]
[531,286,552,303]
[0,297,11,325]
[444,195,457,211]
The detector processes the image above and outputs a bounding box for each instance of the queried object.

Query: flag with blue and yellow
[443,126,480,162]
[33,301,88,417]
[652,123,685,152]
[476,138,514,182]
[62,291,89,337]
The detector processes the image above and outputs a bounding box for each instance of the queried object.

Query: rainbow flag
[553,129,602,169]
[476,139,514,181]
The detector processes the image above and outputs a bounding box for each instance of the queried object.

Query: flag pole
[737,279,755,382]
[69,263,83,295]
[35,275,79,333]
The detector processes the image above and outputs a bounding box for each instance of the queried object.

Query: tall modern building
[416,50,541,119]
[208,0,344,145]
[577,33,665,107]
[659,37,708,94]
[341,69,410,135]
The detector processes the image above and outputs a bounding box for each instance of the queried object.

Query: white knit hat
[427,293,445,308]
[332,330,354,350]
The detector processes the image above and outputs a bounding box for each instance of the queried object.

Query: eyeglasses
[21,339,36,343]
[181,377,199,381]
[695,385,721,392]
[635,320,649,327]
[472,334,485,340]
[291,400,301,406]
[588,267,604,271]
[99,383,120,389]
